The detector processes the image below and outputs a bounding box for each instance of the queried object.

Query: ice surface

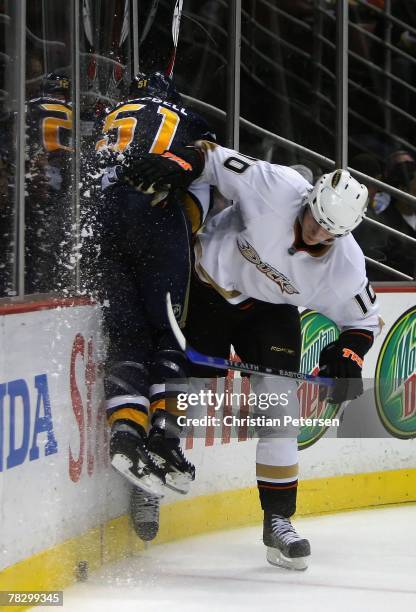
[40,505,416,612]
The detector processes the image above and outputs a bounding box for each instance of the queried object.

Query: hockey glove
[318,329,374,404]
[120,146,205,193]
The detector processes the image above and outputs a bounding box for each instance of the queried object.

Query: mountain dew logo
[375,306,416,438]
[298,310,340,450]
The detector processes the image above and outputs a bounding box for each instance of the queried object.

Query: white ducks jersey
[193,142,380,334]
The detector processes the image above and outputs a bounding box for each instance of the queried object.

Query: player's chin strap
[288,208,335,256]
[166,292,334,388]
[300,205,336,243]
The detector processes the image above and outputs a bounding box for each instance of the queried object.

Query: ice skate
[263,513,311,570]
[148,409,195,494]
[130,487,160,541]
[110,423,166,497]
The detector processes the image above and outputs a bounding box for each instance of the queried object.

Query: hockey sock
[106,396,150,431]
[257,479,298,518]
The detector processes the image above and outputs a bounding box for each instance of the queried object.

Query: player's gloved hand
[318,329,374,404]
[120,146,205,193]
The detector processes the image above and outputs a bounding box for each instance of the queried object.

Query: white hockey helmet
[307,169,368,236]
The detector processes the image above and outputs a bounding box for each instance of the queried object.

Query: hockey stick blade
[166,293,333,387]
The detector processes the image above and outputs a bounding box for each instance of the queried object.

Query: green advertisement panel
[298,310,340,450]
[375,305,416,439]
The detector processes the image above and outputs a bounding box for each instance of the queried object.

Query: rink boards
[0,288,415,604]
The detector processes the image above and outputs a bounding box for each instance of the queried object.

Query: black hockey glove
[318,329,374,404]
[120,146,205,193]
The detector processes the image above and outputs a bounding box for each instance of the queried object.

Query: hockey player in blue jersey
[25,73,73,292]
[88,72,214,537]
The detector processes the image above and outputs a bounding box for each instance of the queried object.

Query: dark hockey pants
[90,185,192,406]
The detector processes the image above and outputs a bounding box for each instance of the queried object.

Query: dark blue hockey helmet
[41,72,71,100]
[128,71,182,105]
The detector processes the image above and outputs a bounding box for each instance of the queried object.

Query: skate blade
[130,520,159,543]
[266,546,309,571]
[165,470,193,495]
[111,454,165,498]
[149,452,194,495]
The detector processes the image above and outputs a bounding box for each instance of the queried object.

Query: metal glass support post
[72,0,81,292]
[335,0,348,168]
[384,0,392,134]
[132,0,139,75]
[226,0,241,150]
[312,0,324,126]
[15,0,26,297]
[41,0,48,70]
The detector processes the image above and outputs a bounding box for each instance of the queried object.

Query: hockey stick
[82,0,97,91]
[166,293,334,387]
[165,0,184,78]
[109,0,130,94]
[139,0,160,47]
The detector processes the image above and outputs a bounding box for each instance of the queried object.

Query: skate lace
[132,490,159,522]
[133,437,160,471]
[271,515,302,546]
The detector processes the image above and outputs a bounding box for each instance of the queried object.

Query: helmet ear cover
[305,199,344,238]
[307,170,368,236]
[128,71,182,105]
[41,73,70,100]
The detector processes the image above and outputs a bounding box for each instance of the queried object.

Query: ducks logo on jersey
[237,239,299,295]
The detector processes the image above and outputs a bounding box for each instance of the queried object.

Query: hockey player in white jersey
[122,141,381,569]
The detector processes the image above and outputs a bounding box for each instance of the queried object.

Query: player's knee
[150,349,189,382]
[104,360,149,399]
[149,351,189,417]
